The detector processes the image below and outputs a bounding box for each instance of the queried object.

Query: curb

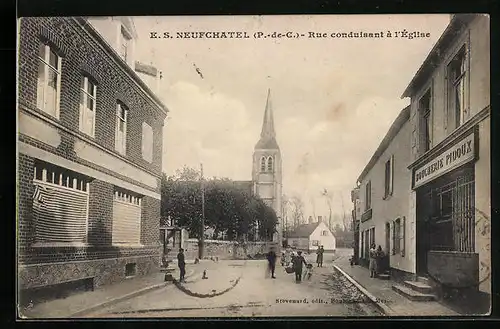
[70,269,197,318]
[333,265,393,316]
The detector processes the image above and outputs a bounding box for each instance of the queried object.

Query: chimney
[308,216,313,224]
[318,216,322,223]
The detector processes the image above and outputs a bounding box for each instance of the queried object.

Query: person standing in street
[177,248,186,282]
[369,244,377,278]
[266,247,277,279]
[292,251,308,283]
[316,245,324,267]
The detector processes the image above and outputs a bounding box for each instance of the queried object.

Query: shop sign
[413,130,476,189]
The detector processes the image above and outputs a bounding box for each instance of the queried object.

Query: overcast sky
[132,15,450,222]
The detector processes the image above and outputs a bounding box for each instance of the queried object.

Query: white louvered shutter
[33,184,88,243]
[112,196,141,245]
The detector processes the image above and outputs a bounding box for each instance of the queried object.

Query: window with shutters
[365,180,372,211]
[447,44,469,131]
[79,75,97,137]
[384,155,394,199]
[419,89,432,152]
[112,187,142,246]
[393,218,401,255]
[32,160,90,246]
[37,42,62,118]
[115,102,128,155]
[141,122,153,163]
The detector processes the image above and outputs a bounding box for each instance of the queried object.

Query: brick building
[17,17,168,303]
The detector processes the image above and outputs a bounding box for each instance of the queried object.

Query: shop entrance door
[416,165,475,275]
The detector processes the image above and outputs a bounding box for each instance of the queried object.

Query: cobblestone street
[84,251,382,318]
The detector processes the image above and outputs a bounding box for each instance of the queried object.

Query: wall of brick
[17,153,160,269]
[18,17,166,178]
[17,17,167,293]
[182,239,278,260]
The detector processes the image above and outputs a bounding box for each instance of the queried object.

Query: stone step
[392,284,436,302]
[377,273,390,280]
[403,280,434,294]
[417,276,430,285]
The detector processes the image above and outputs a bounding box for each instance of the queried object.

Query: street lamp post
[199,163,205,260]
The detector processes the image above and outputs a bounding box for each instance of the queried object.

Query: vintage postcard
[16,14,491,318]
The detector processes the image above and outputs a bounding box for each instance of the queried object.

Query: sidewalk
[334,258,460,316]
[19,264,200,319]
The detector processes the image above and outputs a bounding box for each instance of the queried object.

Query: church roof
[288,222,321,238]
[255,89,280,150]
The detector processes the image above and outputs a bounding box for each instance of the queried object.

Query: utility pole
[199,163,205,259]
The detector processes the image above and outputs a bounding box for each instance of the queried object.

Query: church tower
[252,89,283,244]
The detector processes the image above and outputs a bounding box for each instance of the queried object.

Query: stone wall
[427,251,479,289]
[18,254,159,290]
[183,239,278,260]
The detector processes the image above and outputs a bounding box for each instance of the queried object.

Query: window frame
[418,88,433,153]
[141,122,154,163]
[267,156,273,172]
[446,43,470,132]
[32,161,90,247]
[37,42,62,119]
[260,156,266,172]
[79,75,97,137]
[115,102,128,155]
[365,180,372,211]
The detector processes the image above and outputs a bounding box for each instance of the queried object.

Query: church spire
[260,88,275,138]
[255,89,279,150]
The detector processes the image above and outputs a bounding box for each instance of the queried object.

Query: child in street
[303,263,313,281]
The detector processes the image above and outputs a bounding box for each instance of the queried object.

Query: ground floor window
[112,187,143,245]
[364,230,369,259]
[32,160,91,244]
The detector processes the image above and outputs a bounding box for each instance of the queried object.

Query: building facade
[403,14,490,295]
[17,17,168,302]
[287,221,336,253]
[252,89,283,244]
[356,106,412,274]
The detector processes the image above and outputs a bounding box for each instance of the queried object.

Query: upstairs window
[267,156,273,172]
[365,180,372,211]
[260,156,266,172]
[115,102,128,155]
[321,230,328,236]
[384,155,394,199]
[419,89,432,152]
[447,45,469,130]
[79,76,97,137]
[37,42,62,118]
[142,122,154,163]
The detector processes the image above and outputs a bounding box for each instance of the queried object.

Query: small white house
[287,221,336,252]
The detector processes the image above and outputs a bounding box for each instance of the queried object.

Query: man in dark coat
[316,246,324,267]
[266,247,277,279]
[292,251,308,283]
[177,248,186,282]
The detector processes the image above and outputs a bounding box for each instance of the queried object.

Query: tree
[289,195,305,229]
[161,166,278,241]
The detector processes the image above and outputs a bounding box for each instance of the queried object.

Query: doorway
[416,165,475,275]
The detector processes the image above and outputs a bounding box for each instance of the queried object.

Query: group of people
[368,244,385,278]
